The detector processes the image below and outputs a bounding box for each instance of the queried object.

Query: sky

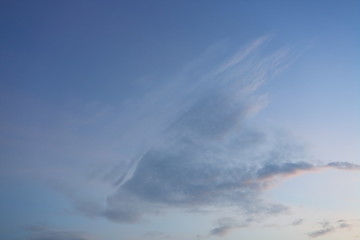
[0,1,359,240]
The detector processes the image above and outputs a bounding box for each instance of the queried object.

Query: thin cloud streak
[306,219,357,238]
[209,217,251,237]
[27,226,95,240]
[292,219,304,226]
[308,227,334,238]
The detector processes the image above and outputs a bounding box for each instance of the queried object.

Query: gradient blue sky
[0,1,359,240]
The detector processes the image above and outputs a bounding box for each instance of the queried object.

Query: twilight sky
[0,1,359,240]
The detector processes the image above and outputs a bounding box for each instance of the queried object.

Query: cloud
[292,219,304,226]
[143,231,171,238]
[125,231,176,240]
[338,222,351,229]
[308,221,334,238]
[245,160,360,189]
[308,227,334,238]
[306,219,357,238]
[210,225,234,237]
[209,217,251,237]
[335,219,352,229]
[67,36,360,224]
[256,162,314,179]
[27,226,94,240]
[67,36,295,223]
[100,115,293,222]
[327,162,360,170]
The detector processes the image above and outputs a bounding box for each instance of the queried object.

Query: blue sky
[0,1,359,240]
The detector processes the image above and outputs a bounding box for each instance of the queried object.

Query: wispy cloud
[209,217,251,237]
[335,219,353,229]
[326,162,360,170]
[308,227,334,238]
[252,161,360,186]
[338,222,351,229]
[125,232,177,240]
[27,226,95,240]
[15,36,357,225]
[62,36,360,224]
[307,219,356,238]
[307,221,335,238]
[63,36,302,223]
[292,218,304,226]
[256,162,314,180]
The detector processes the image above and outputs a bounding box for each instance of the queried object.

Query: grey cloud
[71,188,153,223]
[256,160,360,182]
[28,227,93,240]
[73,37,359,224]
[335,219,352,229]
[103,122,292,222]
[319,220,331,228]
[125,231,176,240]
[210,225,234,237]
[97,87,288,223]
[308,227,334,238]
[102,208,141,223]
[120,94,258,205]
[68,37,294,222]
[96,152,359,224]
[169,93,247,140]
[338,222,351,229]
[307,220,335,238]
[292,218,304,226]
[257,162,313,179]
[143,231,174,239]
[97,109,359,223]
[109,86,300,217]
[307,219,356,238]
[327,162,360,170]
[210,217,250,237]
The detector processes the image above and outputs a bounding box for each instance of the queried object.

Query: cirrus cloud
[65,36,360,224]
